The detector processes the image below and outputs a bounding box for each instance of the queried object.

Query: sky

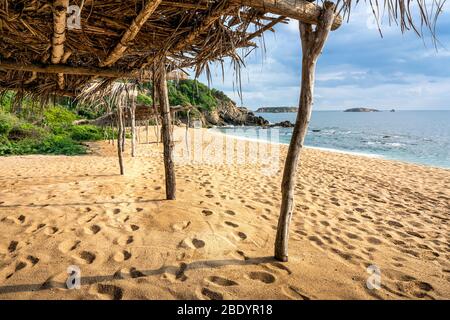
[196,2,450,111]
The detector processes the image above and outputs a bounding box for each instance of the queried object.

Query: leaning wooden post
[275,2,336,262]
[155,62,176,200]
[146,120,150,144]
[130,95,137,157]
[117,104,125,175]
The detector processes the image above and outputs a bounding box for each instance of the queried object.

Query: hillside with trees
[0,80,267,156]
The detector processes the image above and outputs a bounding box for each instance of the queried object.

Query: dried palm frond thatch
[0,0,445,103]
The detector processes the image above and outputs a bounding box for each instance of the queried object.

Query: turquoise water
[213,111,450,169]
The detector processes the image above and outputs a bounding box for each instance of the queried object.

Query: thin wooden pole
[146,120,149,144]
[274,2,336,262]
[117,106,125,175]
[121,112,126,151]
[130,97,137,157]
[155,62,176,200]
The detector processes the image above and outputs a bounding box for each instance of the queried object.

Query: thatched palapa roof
[0,0,339,100]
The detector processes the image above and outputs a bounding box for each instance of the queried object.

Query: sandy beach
[0,126,449,300]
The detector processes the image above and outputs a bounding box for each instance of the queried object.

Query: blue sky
[197,3,450,111]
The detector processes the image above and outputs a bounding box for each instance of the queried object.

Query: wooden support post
[274,2,336,262]
[51,0,68,64]
[130,97,137,157]
[146,120,149,144]
[122,121,126,151]
[155,62,176,200]
[117,106,125,175]
[52,0,69,89]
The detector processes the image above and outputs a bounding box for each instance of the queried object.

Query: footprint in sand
[248,271,276,284]
[116,235,134,246]
[225,210,236,216]
[4,215,26,225]
[200,287,223,300]
[236,250,250,260]
[44,227,59,235]
[129,267,145,278]
[126,224,140,232]
[8,240,19,253]
[25,223,46,234]
[235,231,247,241]
[207,276,238,287]
[171,221,191,231]
[58,240,81,253]
[113,250,132,262]
[224,221,239,228]
[178,238,205,249]
[270,262,292,275]
[5,261,28,279]
[202,209,214,216]
[84,224,101,235]
[77,215,96,225]
[367,237,382,245]
[282,285,311,300]
[15,261,27,272]
[175,263,188,281]
[79,251,96,264]
[388,220,404,228]
[26,255,39,266]
[395,277,435,298]
[96,284,123,300]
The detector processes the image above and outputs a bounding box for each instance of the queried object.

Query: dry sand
[0,127,449,300]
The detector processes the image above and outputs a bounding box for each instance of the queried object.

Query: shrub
[70,125,103,142]
[0,111,18,136]
[137,94,153,106]
[8,122,45,141]
[0,91,15,113]
[38,135,87,155]
[43,106,77,133]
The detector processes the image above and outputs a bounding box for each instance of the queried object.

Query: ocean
[212,111,450,169]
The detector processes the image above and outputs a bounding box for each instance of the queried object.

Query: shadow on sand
[0,256,276,295]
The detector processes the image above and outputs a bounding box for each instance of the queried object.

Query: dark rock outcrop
[344,108,380,112]
[269,121,294,128]
[202,101,269,127]
[255,107,298,113]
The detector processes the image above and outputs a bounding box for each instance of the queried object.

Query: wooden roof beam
[231,0,342,30]
[100,0,163,67]
[1,86,77,97]
[0,60,185,80]
[51,0,69,90]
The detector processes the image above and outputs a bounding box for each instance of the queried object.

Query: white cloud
[195,3,450,110]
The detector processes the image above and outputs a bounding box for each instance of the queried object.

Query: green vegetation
[140,79,231,112]
[0,103,110,156]
[0,79,232,156]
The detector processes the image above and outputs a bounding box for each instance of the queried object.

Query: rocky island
[255,107,298,113]
[344,108,380,112]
